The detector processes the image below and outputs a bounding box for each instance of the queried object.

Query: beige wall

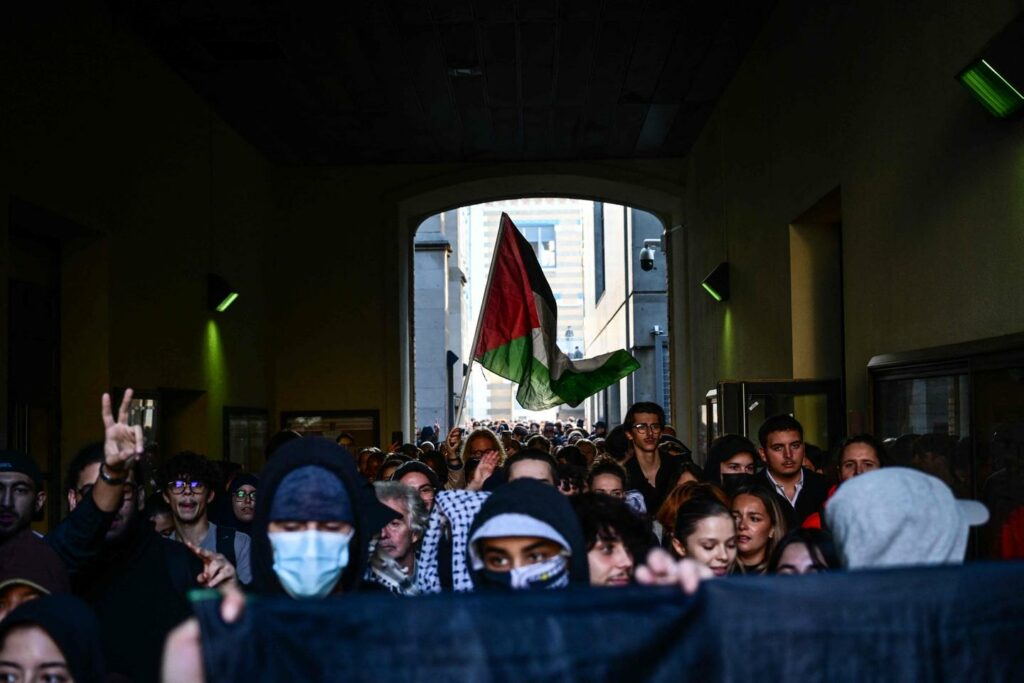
[680,0,1024,441]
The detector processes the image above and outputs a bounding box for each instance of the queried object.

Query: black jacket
[47,495,201,682]
[249,437,400,596]
[625,454,678,515]
[754,468,830,527]
[467,478,589,587]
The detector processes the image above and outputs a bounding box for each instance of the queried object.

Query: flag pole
[453,214,510,430]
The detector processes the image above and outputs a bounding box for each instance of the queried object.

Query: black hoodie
[0,594,106,683]
[250,437,400,596]
[466,478,589,587]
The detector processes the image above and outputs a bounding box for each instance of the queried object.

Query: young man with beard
[50,390,236,682]
[162,451,252,584]
[622,402,676,514]
[754,415,830,527]
[0,451,70,606]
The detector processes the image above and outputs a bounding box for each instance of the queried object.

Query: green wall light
[956,13,1024,118]
[701,262,730,302]
[958,60,1024,118]
[208,274,239,313]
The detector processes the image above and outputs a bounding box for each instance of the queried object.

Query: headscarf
[0,594,106,682]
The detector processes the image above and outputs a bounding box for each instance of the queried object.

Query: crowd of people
[0,392,996,681]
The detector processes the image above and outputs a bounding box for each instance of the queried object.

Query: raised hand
[186,541,238,588]
[101,389,143,472]
[467,449,499,491]
[441,427,463,460]
[635,548,713,595]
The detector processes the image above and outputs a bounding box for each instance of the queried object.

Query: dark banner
[194,562,1024,682]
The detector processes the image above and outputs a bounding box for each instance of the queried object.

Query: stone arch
[390,164,693,442]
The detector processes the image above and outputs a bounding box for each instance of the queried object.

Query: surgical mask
[269,529,354,599]
[481,554,570,591]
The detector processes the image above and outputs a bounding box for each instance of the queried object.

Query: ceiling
[125,0,775,165]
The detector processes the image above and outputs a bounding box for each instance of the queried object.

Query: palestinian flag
[472,213,640,410]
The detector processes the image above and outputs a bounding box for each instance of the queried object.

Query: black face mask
[721,473,756,496]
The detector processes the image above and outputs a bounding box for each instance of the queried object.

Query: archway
[391,164,694,445]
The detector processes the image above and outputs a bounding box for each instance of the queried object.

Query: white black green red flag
[471,213,640,410]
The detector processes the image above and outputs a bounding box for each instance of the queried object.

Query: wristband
[100,463,128,486]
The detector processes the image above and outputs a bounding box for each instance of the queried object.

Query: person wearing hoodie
[226,473,258,535]
[827,467,989,569]
[467,478,590,590]
[246,436,401,598]
[0,594,106,683]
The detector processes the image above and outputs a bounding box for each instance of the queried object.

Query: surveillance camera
[639,239,661,272]
[639,246,656,271]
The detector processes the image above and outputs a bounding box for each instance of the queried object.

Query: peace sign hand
[101,389,143,472]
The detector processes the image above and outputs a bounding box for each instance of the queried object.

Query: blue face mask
[269,529,354,599]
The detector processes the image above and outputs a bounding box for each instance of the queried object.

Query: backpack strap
[216,526,237,567]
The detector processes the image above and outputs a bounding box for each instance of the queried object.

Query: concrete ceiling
[125,0,775,165]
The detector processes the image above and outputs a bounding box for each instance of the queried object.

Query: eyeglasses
[166,479,206,494]
[77,483,136,500]
[632,423,663,434]
[232,490,256,502]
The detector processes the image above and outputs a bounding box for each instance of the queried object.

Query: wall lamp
[701,262,730,302]
[208,274,239,313]
[957,13,1024,118]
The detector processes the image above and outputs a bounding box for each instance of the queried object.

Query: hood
[0,594,105,682]
[466,479,589,587]
[251,437,400,596]
[827,467,989,569]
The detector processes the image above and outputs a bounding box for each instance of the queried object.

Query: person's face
[775,541,828,575]
[759,430,804,478]
[151,511,175,537]
[577,442,596,465]
[377,465,399,482]
[626,412,662,455]
[479,536,564,571]
[0,584,44,622]
[363,453,384,480]
[399,471,435,513]
[676,470,699,487]
[672,514,736,577]
[0,473,43,540]
[507,459,555,485]
[590,473,625,499]
[231,485,257,523]
[587,533,633,587]
[732,494,773,562]
[163,475,212,525]
[378,499,417,563]
[720,452,756,476]
[70,463,142,542]
[467,436,498,460]
[0,625,70,683]
[840,443,881,482]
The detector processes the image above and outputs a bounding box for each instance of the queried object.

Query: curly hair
[158,451,218,492]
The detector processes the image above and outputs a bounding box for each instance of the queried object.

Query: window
[519,223,556,268]
[593,202,605,299]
